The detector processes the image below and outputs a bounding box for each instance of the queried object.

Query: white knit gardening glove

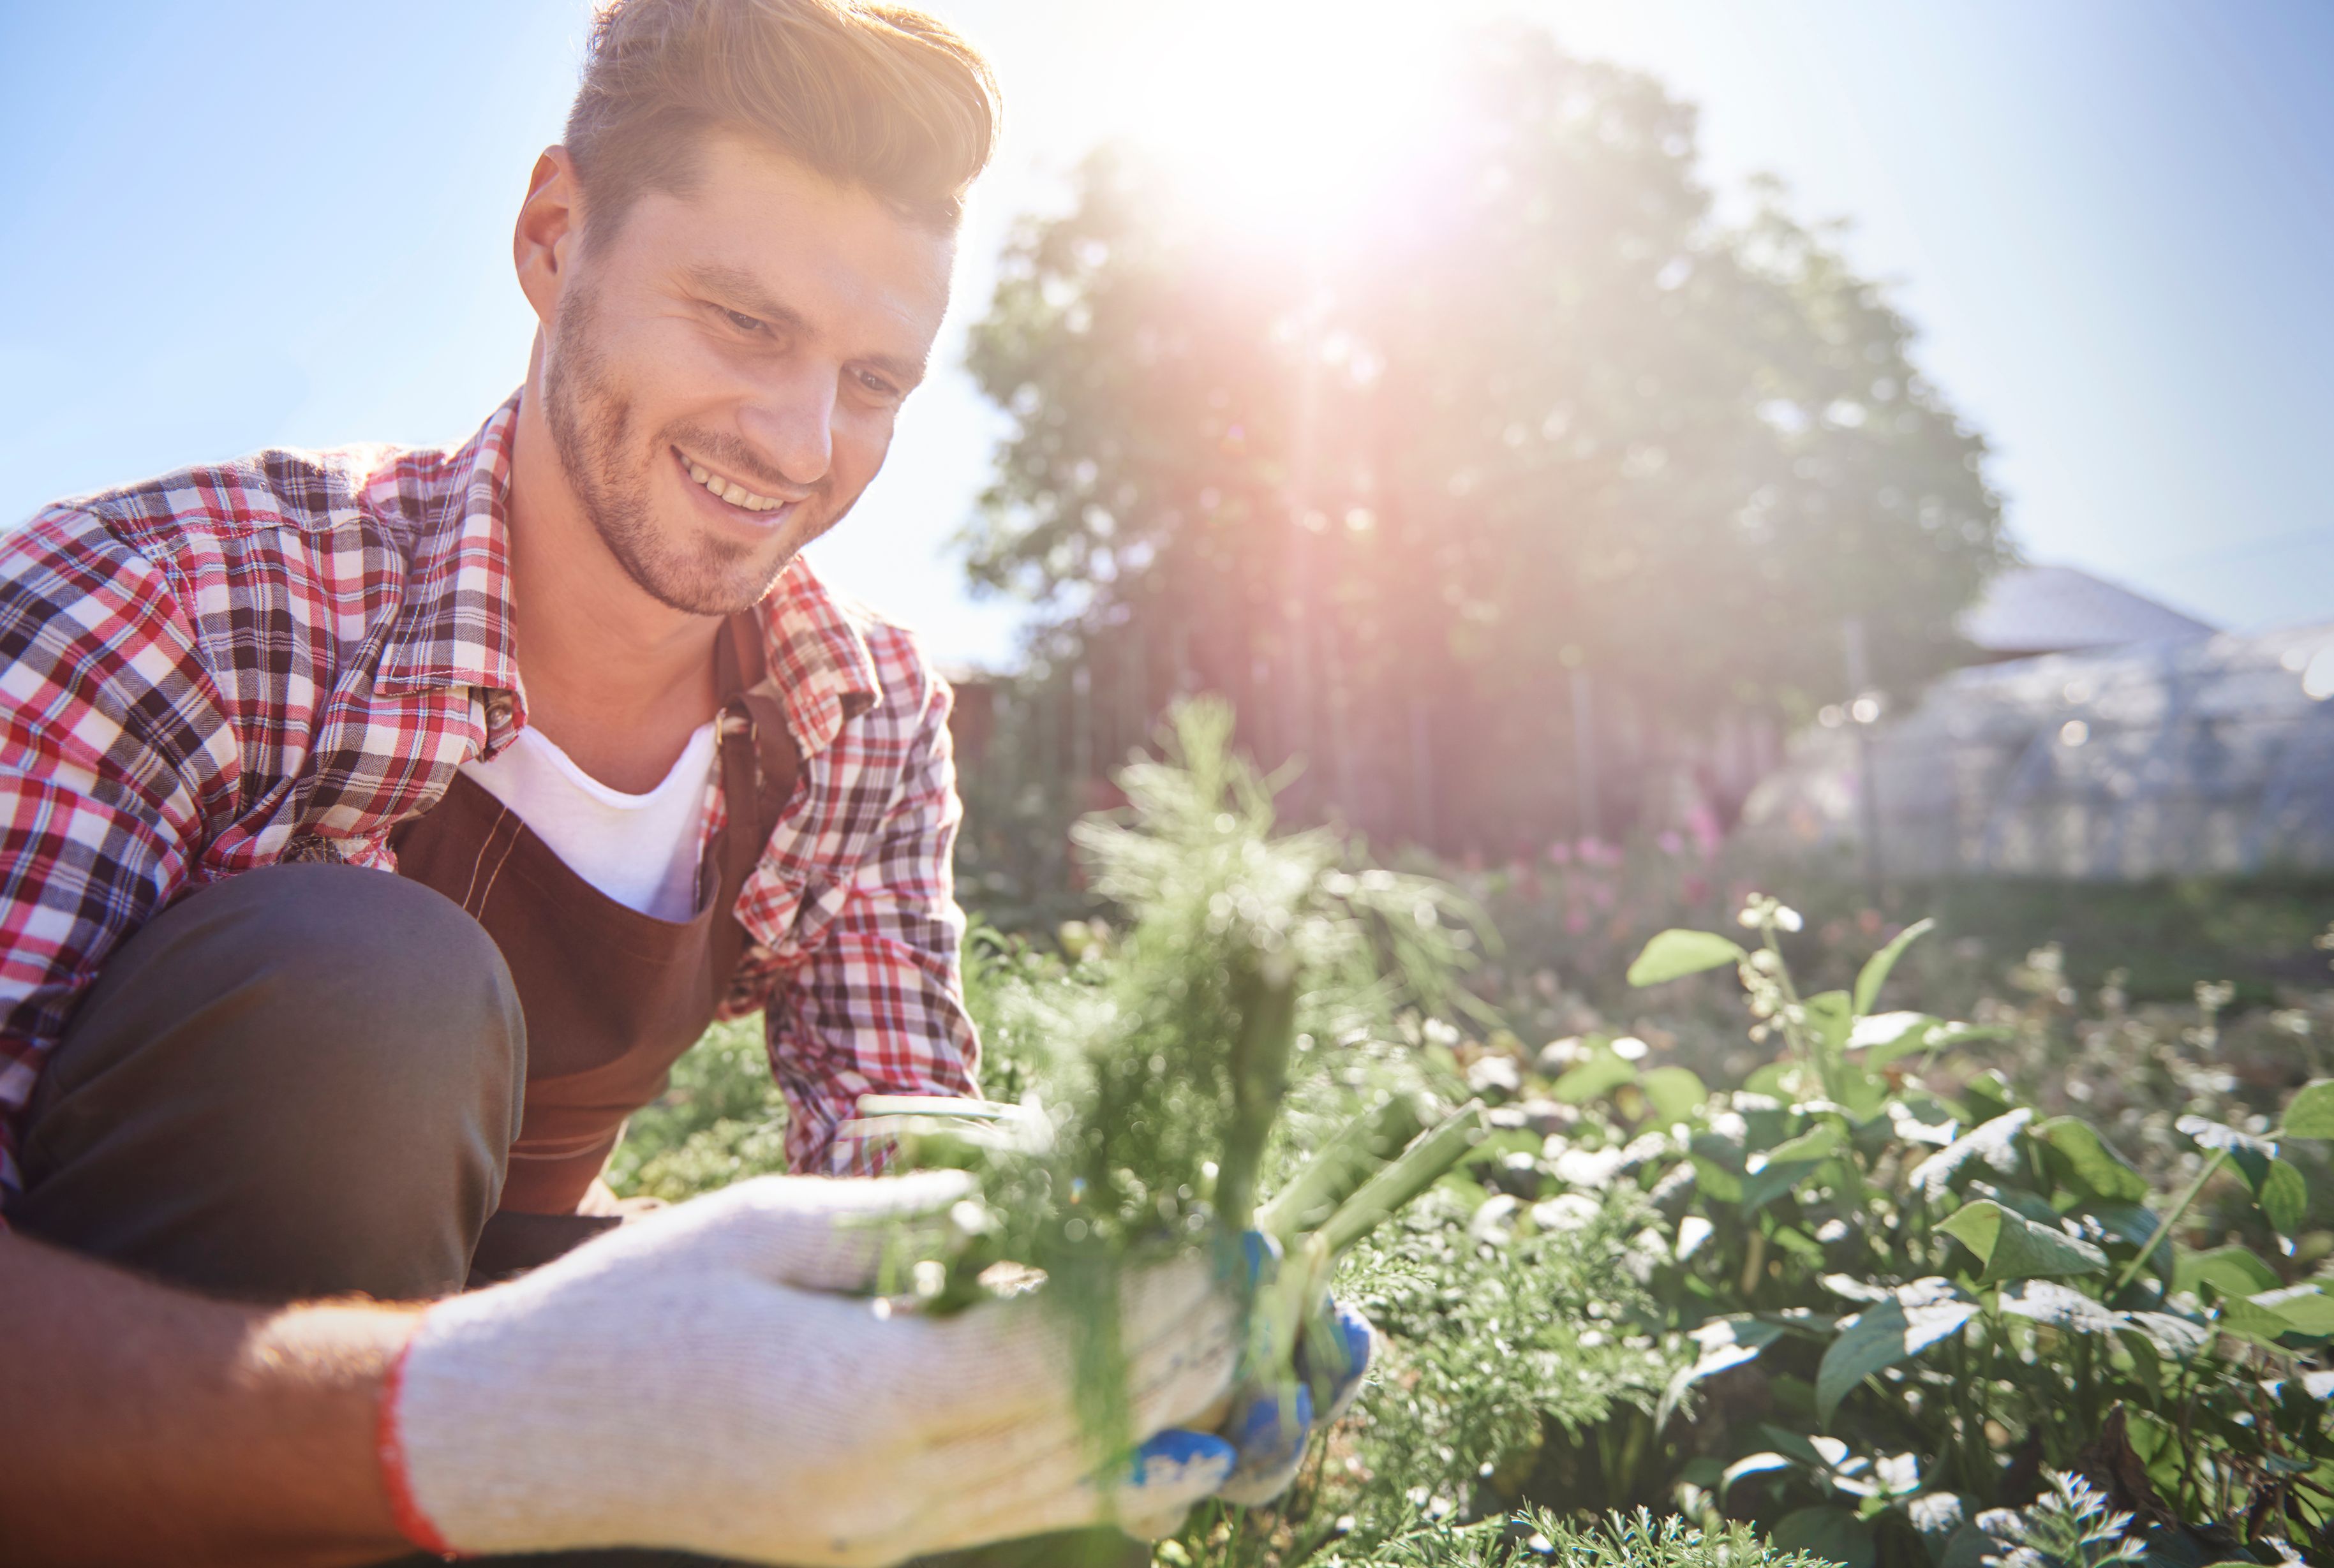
[380,1172,1247,1565]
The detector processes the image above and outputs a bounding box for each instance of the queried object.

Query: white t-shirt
[459,720,720,922]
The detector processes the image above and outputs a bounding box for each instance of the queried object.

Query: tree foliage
[962,26,2007,852]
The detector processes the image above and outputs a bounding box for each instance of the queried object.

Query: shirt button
[484,692,516,725]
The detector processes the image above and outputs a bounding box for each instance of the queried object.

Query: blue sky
[4,1,2329,666]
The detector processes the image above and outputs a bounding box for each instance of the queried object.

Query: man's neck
[503,387,725,795]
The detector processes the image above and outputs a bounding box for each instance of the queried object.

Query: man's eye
[723,308,766,335]
[856,370,900,399]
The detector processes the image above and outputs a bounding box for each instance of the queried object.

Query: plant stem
[1243,1103,1490,1404]
[2112,1148,2228,1294]
[1215,956,1298,1238]
[1763,924,1834,1101]
[1314,1103,1488,1260]
[1737,1226,1768,1301]
[1257,1093,1429,1244]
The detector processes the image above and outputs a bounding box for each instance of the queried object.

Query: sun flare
[1111,1,1471,253]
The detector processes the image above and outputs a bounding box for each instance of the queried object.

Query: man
[0,2,1358,1562]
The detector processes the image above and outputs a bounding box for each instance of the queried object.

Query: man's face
[540,134,954,616]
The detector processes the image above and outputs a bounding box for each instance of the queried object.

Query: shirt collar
[749,552,883,761]
[373,392,881,759]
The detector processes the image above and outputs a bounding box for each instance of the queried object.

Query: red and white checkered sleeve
[768,647,981,1176]
[0,509,223,1215]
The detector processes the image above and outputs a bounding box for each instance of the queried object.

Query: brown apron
[391,614,799,1238]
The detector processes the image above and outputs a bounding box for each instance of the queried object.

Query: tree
[960,25,2007,857]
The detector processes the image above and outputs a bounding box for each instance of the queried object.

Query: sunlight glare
[1115,1,1467,255]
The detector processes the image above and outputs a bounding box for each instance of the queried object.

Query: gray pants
[11,864,1141,1568]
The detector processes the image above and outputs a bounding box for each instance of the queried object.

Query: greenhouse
[1739,620,2334,878]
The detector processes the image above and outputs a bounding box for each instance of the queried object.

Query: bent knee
[94,861,523,1093]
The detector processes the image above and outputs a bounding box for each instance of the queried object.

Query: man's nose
[736,364,836,493]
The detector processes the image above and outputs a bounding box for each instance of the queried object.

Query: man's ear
[514,146,584,327]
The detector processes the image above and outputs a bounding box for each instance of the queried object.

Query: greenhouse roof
[1958,564,2217,659]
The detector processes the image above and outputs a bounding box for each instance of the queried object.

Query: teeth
[682,456,783,512]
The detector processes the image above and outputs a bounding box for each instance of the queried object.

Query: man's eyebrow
[681,262,928,387]
[682,263,808,333]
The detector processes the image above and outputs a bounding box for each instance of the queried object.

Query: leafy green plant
[1603,897,2334,1564]
[1291,1508,1824,1568]
[863,699,1494,1455]
[1973,1473,2147,1568]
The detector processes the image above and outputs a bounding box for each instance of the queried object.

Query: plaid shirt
[0,394,979,1212]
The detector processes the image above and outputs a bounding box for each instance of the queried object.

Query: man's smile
[672,445,799,515]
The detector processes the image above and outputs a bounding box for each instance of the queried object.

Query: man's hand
[387,1172,1251,1565]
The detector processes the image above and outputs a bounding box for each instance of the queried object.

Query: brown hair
[564,0,1000,238]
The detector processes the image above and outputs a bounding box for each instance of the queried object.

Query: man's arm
[0,1229,415,1567]
[0,514,398,1561]
[767,639,981,1174]
[0,505,223,1201]
[4,1177,1263,1568]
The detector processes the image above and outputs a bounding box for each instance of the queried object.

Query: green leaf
[2122,1406,2185,1498]
[1760,1121,1847,1169]
[1626,929,1746,987]
[2260,1157,2310,1236]
[1961,1071,2015,1128]
[2034,1118,2151,1204]
[2177,1115,2275,1191]
[1755,1423,1839,1470]
[2220,1285,2334,1349]
[1720,1452,1792,1500]
[1773,1505,1877,1568]
[1803,991,1854,1055]
[1908,1109,2035,1201]
[1770,1225,1827,1264]
[1656,1315,1783,1428]
[1936,1524,1991,1568]
[2282,1079,2334,1139]
[1845,1011,1940,1068]
[2175,1244,2282,1301]
[2123,1310,2213,1359]
[1998,1279,2125,1335]
[1550,1053,1638,1106]
[1923,1023,2013,1051]
[1936,1199,2109,1285]
[1742,1160,1827,1213]
[1984,1184,2066,1229]
[2066,1202,2177,1286]
[1689,1158,1746,1205]
[1853,917,1934,1017]
[1638,1065,1710,1124]
[2250,1283,2334,1336]
[1815,1292,1979,1423]
[1737,1121,1841,1210]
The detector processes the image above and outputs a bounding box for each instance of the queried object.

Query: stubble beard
[541,283,806,618]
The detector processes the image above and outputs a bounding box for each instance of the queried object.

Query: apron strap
[713,613,802,889]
